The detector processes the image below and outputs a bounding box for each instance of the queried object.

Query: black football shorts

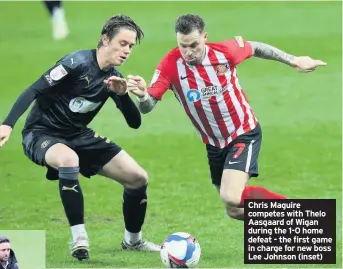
[206,124,262,186]
[22,128,122,180]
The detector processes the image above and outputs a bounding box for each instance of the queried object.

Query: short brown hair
[175,14,205,34]
[98,14,144,48]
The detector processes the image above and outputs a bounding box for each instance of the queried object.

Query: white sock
[51,7,69,40]
[71,224,87,241]
[52,7,65,21]
[124,229,142,244]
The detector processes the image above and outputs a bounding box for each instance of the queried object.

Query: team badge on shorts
[41,140,51,149]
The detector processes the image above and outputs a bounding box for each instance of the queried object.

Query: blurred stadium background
[0,1,341,268]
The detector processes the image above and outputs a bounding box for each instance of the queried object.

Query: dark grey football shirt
[3,49,141,136]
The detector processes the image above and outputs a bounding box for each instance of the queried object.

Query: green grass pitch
[0,1,341,268]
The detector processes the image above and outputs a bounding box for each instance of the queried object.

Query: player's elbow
[138,107,153,114]
[129,123,141,129]
[128,118,141,129]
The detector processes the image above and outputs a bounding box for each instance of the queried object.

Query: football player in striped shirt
[116,14,326,221]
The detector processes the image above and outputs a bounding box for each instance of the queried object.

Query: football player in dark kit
[0,14,160,261]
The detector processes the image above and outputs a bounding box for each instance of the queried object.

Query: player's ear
[102,34,110,47]
[203,32,208,42]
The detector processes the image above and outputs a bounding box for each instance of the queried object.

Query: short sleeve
[221,39,253,65]
[147,53,171,100]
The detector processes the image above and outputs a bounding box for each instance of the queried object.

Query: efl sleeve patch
[44,74,54,85]
[149,69,161,87]
[235,36,245,48]
[50,64,68,81]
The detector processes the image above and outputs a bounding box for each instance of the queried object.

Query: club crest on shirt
[216,64,229,76]
[69,97,102,113]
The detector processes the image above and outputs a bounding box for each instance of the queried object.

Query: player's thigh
[220,169,249,207]
[220,125,262,206]
[22,131,73,168]
[98,150,148,189]
[71,129,147,188]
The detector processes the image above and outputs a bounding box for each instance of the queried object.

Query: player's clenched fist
[104,76,128,95]
[127,75,147,98]
[0,125,12,147]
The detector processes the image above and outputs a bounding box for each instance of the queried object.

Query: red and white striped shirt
[147,40,258,149]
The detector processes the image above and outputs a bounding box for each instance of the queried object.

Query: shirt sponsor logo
[186,85,227,102]
[186,89,201,102]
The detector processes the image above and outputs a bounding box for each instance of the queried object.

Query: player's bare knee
[121,169,147,189]
[59,154,79,167]
[45,143,79,168]
[220,190,241,208]
[226,207,244,219]
[134,169,148,188]
[54,148,79,167]
[220,170,248,208]
[124,169,148,189]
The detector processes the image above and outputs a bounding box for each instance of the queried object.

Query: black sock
[123,185,148,233]
[58,166,84,226]
[43,1,61,16]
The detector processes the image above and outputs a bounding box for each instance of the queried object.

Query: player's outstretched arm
[249,41,295,66]
[1,57,78,147]
[0,78,49,147]
[248,41,327,72]
[127,75,159,114]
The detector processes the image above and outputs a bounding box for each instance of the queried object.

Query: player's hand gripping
[290,56,327,73]
[0,125,13,147]
[104,76,128,95]
[127,75,147,98]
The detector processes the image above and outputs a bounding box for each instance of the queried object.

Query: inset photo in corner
[0,231,45,269]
